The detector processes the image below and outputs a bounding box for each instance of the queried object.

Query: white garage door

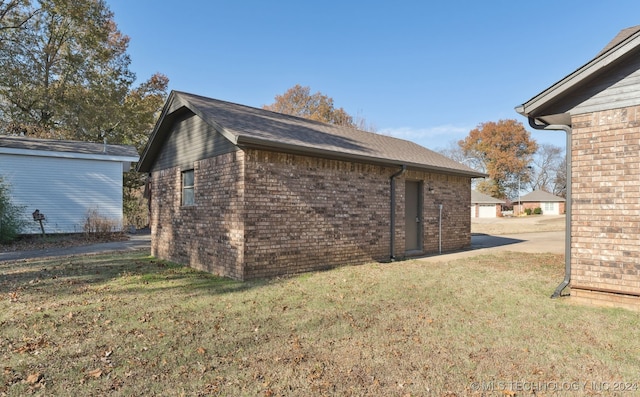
[542,202,559,215]
[479,204,496,218]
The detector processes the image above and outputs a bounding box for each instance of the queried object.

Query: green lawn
[2,251,639,396]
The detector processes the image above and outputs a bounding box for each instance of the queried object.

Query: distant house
[471,190,505,218]
[0,136,139,234]
[516,25,640,309]
[515,190,565,216]
[137,91,485,280]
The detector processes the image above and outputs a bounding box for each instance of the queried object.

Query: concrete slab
[416,231,565,263]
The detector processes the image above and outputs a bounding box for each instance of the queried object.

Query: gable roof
[519,189,565,202]
[0,135,139,162]
[138,91,485,177]
[471,190,505,204]
[516,25,640,125]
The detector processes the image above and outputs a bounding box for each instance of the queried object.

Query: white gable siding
[1,153,124,234]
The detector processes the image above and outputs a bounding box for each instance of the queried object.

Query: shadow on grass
[0,251,270,297]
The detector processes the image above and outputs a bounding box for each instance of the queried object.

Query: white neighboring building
[0,136,139,234]
[471,190,505,218]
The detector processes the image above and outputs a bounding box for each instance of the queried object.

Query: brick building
[514,190,565,216]
[517,26,640,309]
[138,91,484,280]
[471,190,505,218]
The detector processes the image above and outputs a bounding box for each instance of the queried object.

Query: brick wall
[150,149,472,280]
[150,151,245,279]
[570,106,640,301]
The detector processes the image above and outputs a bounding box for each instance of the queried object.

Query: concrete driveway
[417,215,566,262]
[0,233,151,262]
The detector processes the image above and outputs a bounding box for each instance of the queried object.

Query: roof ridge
[596,25,640,57]
[140,90,485,178]
[175,90,424,147]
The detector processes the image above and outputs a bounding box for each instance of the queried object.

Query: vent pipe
[389,165,407,261]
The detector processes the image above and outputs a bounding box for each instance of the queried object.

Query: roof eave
[237,136,487,178]
[517,30,640,119]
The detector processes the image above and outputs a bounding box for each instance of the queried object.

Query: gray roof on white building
[0,135,139,160]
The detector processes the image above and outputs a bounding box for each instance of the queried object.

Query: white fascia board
[0,147,139,163]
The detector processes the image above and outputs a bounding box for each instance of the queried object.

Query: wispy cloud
[379,124,472,150]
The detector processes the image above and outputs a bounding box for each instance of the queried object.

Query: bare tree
[553,156,567,198]
[529,144,564,194]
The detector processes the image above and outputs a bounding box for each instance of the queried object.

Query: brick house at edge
[517,25,640,310]
[137,91,485,280]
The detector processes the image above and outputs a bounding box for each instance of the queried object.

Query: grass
[2,251,640,396]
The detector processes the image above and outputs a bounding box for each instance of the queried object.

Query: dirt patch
[472,215,566,235]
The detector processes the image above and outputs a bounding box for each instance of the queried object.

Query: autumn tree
[459,119,538,199]
[264,84,374,130]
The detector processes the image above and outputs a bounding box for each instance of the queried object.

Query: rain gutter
[528,117,572,298]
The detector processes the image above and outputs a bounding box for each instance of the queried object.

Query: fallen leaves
[87,368,102,378]
[26,372,43,384]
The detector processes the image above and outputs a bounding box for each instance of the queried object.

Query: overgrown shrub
[83,208,121,239]
[0,178,27,244]
[533,207,542,215]
[524,208,532,216]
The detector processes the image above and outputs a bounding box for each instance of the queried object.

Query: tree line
[440,119,566,201]
[0,0,169,227]
[0,0,562,229]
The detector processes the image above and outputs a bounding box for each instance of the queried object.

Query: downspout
[528,117,572,298]
[390,165,407,261]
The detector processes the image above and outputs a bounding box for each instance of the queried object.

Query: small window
[182,169,194,206]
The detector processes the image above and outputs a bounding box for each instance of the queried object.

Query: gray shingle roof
[471,190,505,204]
[519,189,565,202]
[596,25,640,57]
[516,25,640,124]
[0,135,139,159]
[139,91,485,177]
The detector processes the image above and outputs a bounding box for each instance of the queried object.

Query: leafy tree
[459,119,538,199]
[0,0,133,139]
[264,84,374,130]
[0,177,26,243]
[0,0,37,37]
[0,0,170,228]
[120,73,169,228]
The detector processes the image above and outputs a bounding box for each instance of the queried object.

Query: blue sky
[107,1,640,152]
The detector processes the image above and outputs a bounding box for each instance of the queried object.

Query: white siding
[1,153,124,234]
